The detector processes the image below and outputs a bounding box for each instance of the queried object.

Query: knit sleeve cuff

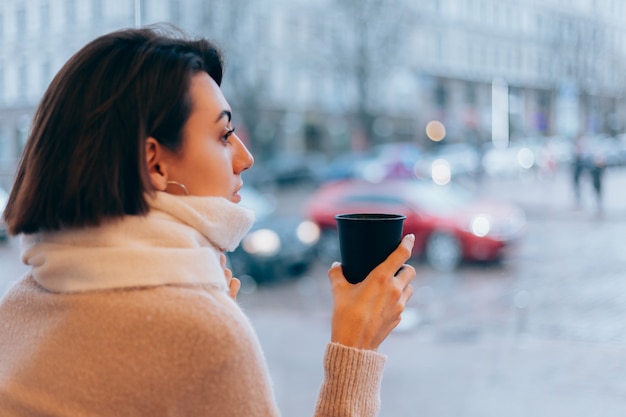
[314,342,387,417]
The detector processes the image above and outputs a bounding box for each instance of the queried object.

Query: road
[2,167,626,416]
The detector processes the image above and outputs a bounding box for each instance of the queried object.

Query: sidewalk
[471,166,626,221]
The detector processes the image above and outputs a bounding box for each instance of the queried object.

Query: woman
[0,26,415,416]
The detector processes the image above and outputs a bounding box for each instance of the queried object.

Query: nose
[233,134,254,174]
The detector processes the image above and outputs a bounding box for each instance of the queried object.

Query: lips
[232,184,243,203]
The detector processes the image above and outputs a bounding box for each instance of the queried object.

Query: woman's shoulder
[127,282,253,341]
[3,275,250,342]
[91,282,250,337]
[3,276,261,365]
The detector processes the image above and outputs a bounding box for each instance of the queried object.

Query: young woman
[0,26,415,416]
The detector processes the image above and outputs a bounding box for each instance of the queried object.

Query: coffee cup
[335,213,406,284]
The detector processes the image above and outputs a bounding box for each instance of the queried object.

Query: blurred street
[244,166,626,417]
[2,167,626,416]
[2,1,626,415]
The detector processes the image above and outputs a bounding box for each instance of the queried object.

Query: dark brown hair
[3,25,224,235]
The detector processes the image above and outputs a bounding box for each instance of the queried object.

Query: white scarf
[21,192,255,293]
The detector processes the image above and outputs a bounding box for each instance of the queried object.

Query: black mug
[335,213,406,284]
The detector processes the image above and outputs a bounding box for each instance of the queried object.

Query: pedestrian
[590,151,606,216]
[0,26,415,416]
[571,134,585,209]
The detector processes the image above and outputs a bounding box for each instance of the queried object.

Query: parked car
[249,150,327,189]
[227,187,321,285]
[414,143,482,183]
[304,178,526,271]
[312,151,370,184]
[0,186,8,241]
[312,142,424,185]
[352,142,423,183]
[481,143,537,177]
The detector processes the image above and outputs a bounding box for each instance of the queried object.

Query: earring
[165,181,190,196]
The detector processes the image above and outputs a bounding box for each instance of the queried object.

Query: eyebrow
[215,110,232,123]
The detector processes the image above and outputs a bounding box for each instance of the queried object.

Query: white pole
[134,0,142,27]
[491,77,509,149]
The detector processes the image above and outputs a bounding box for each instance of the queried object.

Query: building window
[169,0,180,23]
[480,0,489,25]
[482,2,497,27]
[41,1,50,32]
[434,83,447,108]
[466,83,476,105]
[16,115,31,155]
[433,0,441,15]
[467,40,477,70]
[66,0,76,25]
[92,0,103,22]
[0,124,9,162]
[18,63,27,100]
[505,6,514,31]
[41,59,52,90]
[493,3,501,27]
[0,68,4,104]
[17,6,26,38]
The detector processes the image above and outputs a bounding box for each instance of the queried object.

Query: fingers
[220,253,238,300]
[370,234,415,281]
[220,253,233,281]
[229,277,241,300]
[400,282,414,305]
[394,262,416,288]
[394,233,415,263]
[391,266,414,313]
[328,233,416,287]
[326,246,417,350]
[389,234,415,268]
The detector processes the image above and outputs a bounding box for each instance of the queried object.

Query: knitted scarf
[20,192,255,293]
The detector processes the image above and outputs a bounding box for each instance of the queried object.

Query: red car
[304,178,526,271]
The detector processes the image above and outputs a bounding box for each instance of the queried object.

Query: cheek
[196,149,234,187]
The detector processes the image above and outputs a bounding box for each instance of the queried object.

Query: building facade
[1,0,626,187]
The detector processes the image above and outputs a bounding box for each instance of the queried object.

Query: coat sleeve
[313,342,387,417]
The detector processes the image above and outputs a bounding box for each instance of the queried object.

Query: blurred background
[2,0,626,416]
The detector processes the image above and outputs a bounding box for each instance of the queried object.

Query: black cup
[335,213,406,284]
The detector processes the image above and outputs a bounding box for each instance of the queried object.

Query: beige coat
[0,275,384,416]
[0,193,385,416]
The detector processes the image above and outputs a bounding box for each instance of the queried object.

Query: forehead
[189,72,230,116]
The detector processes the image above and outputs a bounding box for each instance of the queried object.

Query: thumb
[328,262,348,286]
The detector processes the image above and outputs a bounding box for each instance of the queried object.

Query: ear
[145,137,169,191]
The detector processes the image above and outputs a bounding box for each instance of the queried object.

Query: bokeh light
[517,147,535,169]
[431,158,451,185]
[425,120,446,142]
[471,215,491,237]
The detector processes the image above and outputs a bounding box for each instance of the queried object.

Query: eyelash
[222,127,236,143]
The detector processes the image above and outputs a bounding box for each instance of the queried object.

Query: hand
[328,234,416,351]
[220,253,241,301]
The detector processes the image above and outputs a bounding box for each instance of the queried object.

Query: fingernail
[331,261,341,268]
[404,234,415,245]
